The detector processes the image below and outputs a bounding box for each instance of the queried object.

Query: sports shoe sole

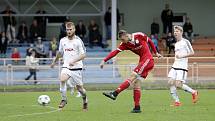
[130,110,142,113]
[102,92,116,100]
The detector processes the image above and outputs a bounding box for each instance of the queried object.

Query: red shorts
[133,59,154,78]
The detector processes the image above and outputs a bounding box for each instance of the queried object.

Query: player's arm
[135,32,162,58]
[69,53,86,66]
[100,49,121,69]
[50,51,62,68]
[51,39,63,68]
[146,36,162,58]
[176,41,194,59]
[69,40,86,66]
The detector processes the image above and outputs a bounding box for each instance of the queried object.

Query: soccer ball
[38,95,50,106]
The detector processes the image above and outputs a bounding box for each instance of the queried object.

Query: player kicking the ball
[100,30,162,113]
[168,26,198,107]
[51,21,88,111]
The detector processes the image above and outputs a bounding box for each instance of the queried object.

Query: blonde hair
[174,25,183,32]
[66,22,75,29]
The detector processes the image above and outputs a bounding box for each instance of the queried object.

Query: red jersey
[117,32,156,61]
[103,32,157,78]
[104,32,157,62]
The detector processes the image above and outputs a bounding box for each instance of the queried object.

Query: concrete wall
[0,0,214,39]
[118,0,215,36]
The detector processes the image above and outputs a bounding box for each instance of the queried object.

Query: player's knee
[175,80,182,88]
[168,79,175,86]
[60,74,70,82]
[129,72,138,82]
[76,85,86,93]
[133,80,141,88]
[60,77,68,82]
[76,85,82,91]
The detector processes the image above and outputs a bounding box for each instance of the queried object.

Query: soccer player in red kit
[100,30,162,113]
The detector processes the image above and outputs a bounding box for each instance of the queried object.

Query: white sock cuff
[170,85,176,94]
[60,83,67,92]
[182,84,194,93]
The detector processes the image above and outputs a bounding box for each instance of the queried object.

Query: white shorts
[168,68,188,83]
[61,68,83,86]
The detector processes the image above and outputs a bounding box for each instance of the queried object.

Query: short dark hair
[118,30,127,38]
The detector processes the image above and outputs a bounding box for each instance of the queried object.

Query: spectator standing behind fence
[161,3,173,35]
[1,6,17,43]
[59,20,68,40]
[30,19,41,43]
[0,32,8,58]
[34,6,47,38]
[183,17,194,43]
[17,21,28,43]
[11,47,20,65]
[151,17,160,36]
[75,20,87,44]
[25,50,39,84]
[88,19,104,48]
[104,7,111,41]
[104,7,121,37]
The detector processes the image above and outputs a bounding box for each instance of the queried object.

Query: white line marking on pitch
[1,104,60,118]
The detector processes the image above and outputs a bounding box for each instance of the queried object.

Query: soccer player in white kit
[168,26,198,106]
[51,21,88,111]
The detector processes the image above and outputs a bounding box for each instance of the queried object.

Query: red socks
[115,79,131,93]
[133,88,141,107]
[115,79,141,107]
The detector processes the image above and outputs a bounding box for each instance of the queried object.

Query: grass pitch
[0,90,214,121]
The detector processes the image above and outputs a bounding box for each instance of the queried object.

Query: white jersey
[172,38,194,70]
[59,35,86,69]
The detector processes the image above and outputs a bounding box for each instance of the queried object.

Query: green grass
[0,90,215,121]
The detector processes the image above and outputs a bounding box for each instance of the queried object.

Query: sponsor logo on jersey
[135,39,139,44]
[65,48,74,51]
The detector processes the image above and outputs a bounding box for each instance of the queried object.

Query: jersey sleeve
[58,39,64,54]
[132,32,146,42]
[78,39,86,55]
[103,49,120,62]
[147,37,157,54]
[117,42,127,51]
[185,40,194,54]
[134,32,157,54]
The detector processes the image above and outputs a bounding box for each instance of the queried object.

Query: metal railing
[0,57,215,85]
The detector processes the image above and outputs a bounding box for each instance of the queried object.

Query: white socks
[170,86,180,102]
[78,88,88,104]
[182,84,195,93]
[60,82,67,101]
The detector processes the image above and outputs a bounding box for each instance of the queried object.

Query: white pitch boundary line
[2,104,60,118]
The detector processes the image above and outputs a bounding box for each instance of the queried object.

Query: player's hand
[69,61,75,66]
[50,62,55,68]
[156,53,163,58]
[100,60,105,69]
[176,54,181,59]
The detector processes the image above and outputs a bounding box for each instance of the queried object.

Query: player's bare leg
[59,74,70,109]
[77,85,88,111]
[103,72,137,100]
